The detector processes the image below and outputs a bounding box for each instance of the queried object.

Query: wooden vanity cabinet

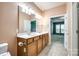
[45,34,49,46]
[27,38,34,44]
[42,34,46,48]
[46,34,49,45]
[27,36,38,56]
[42,33,49,48]
[27,40,37,56]
[17,33,49,56]
[17,38,27,56]
[38,35,43,54]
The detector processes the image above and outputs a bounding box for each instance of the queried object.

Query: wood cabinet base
[17,33,49,56]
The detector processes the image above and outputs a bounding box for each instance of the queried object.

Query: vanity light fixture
[28,8,32,15]
[31,9,35,15]
[25,7,29,14]
[35,13,42,19]
[22,7,26,13]
[18,3,42,19]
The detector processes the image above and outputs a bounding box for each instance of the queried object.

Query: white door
[64,15,68,49]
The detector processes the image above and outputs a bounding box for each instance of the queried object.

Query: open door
[50,16,66,47]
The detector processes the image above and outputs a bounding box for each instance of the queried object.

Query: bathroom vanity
[17,32,49,56]
[17,6,49,56]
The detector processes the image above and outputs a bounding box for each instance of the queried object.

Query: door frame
[72,2,78,56]
[48,14,68,49]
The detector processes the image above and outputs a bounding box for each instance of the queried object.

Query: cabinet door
[45,34,49,46]
[38,35,43,54]
[27,41,37,56]
[47,34,49,44]
[17,38,27,56]
[43,34,46,48]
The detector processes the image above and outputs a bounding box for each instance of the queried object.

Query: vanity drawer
[17,37,26,44]
[27,38,33,44]
[34,36,39,41]
[39,35,42,39]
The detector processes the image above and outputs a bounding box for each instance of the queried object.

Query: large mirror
[18,6,37,34]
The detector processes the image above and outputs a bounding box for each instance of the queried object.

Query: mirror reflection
[18,6,37,34]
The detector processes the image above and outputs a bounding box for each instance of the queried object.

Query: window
[61,24,64,33]
[24,20,30,32]
[31,21,36,32]
[56,24,60,33]
[53,22,64,35]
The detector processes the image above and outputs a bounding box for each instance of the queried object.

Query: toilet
[0,43,11,56]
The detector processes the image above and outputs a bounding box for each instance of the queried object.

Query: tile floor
[38,42,68,56]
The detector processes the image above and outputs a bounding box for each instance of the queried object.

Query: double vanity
[17,5,49,56]
[17,32,49,56]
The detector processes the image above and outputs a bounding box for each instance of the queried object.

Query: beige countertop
[17,32,48,39]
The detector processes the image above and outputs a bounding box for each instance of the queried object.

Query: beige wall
[41,4,66,32]
[0,2,42,56]
[0,3,18,56]
[41,3,73,55]
[0,2,73,56]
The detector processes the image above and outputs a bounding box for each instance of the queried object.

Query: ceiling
[34,2,66,11]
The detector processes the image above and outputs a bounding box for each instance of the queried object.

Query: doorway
[50,16,65,45]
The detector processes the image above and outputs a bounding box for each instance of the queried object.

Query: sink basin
[17,33,29,38]
[17,32,48,39]
[30,32,40,35]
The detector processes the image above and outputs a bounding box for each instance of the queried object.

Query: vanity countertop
[17,32,48,39]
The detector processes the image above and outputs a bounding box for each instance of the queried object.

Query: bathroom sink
[17,33,29,38]
[17,32,48,39]
[30,32,40,35]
